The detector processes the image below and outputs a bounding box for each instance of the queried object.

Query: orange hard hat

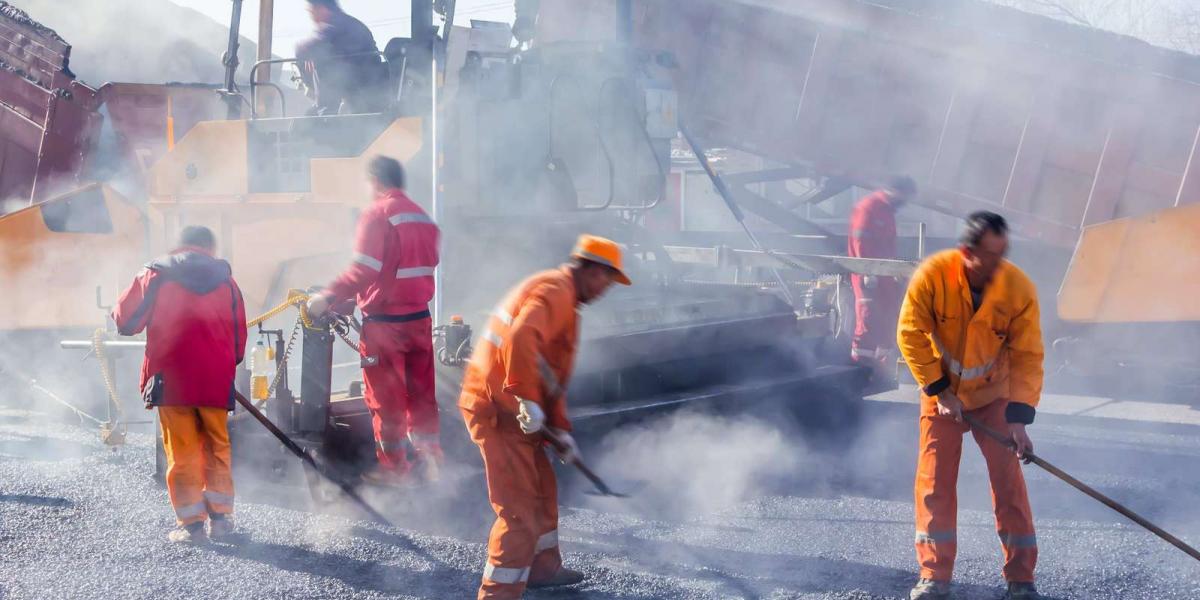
[570,234,631,285]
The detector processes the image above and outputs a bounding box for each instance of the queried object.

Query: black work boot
[910,578,951,599]
[1003,582,1042,600]
[207,513,239,543]
[527,567,585,589]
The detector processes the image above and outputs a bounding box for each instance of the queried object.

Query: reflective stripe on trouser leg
[174,501,207,522]
[159,406,209,525]
[534,530,558,552]
[482,563,530,585]
[970,399,1037,582]
[203,490,235,514]
[470,410,560,599]
[915,400,968,581]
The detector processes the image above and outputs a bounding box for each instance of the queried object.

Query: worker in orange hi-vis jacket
[897,211,1044,600]
[458,235,631,599]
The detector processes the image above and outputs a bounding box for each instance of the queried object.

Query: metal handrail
[249,50,391,119]
[546,73,615,211]
[602,75,667,212]
[249,57,302,119]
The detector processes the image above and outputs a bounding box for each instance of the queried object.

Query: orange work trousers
[462,403,562,600]
[159,406,235,526]
[914,395,1037,583]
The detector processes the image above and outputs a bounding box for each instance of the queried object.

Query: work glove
[516,398,546,434]
[549,428,581,465]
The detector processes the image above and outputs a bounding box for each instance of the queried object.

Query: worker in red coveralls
[848,175,916,380]
[112,225,248,544]
[307,156,441,485]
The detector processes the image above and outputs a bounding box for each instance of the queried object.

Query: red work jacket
[325,188,440,317]
[848,190,897,260]
[112,247,248,409]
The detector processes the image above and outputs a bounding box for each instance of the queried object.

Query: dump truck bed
[539,0,1200,247]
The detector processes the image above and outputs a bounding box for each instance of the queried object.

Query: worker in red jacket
[112,225,248,544]
[848,176,916,379]
[307,156,441,484]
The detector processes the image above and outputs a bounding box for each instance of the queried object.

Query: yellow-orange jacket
[459,267,579,431]
[897,249,1044,422]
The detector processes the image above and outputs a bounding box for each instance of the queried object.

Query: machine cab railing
[249,44,423,120]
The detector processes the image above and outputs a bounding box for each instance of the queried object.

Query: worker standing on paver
[296,0,388,115]
[112,226,248,543]
[897,212,1044,600]
[308,156,442,484]
[849,176,916,381]
[459,235,631,599]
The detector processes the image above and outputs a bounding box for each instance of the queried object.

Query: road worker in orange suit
[112,226,248,544]
[849,175,916,380]
[459,235,631,599]
[308,156,441,484]
[897,211,1044,600]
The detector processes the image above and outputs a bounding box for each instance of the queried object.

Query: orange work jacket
[897,249,1044,419]
[459,267,579,431]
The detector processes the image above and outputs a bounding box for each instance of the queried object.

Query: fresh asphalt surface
[2,389,1199,599]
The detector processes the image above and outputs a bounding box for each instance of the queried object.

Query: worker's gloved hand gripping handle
[516,398,545,434]
[542,427,581,464]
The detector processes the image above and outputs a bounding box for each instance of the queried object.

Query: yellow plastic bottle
[250,341,272,400]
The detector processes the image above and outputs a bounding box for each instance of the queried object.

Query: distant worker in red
[297,0,388,115]
[308,156,441,484]
[459,235,631,599]
[113,226,248,544]
[848,175,916,379]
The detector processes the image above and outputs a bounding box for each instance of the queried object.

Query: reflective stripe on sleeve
[493,307,514,326]
[482,329,503,348]
[389,213,436,226]
[396,266,436,279]
[483,563,530,584]
[353,253,383,271]
[537,355,563,398]
[932,336,999,382]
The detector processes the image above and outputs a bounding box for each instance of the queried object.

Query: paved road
[2,392,1198,599]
